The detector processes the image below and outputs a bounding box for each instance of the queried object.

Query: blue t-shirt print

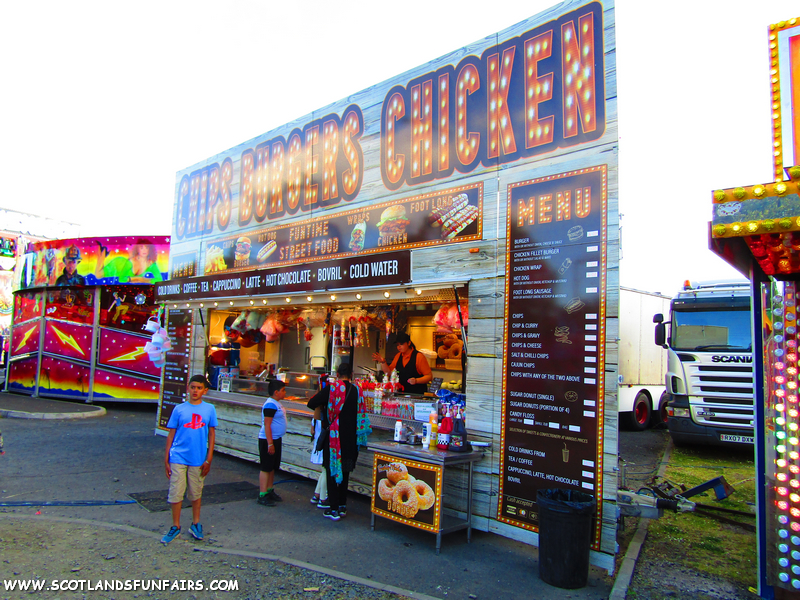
[167,401,218,467]
[183,413,207,430]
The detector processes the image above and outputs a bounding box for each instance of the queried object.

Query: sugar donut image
[378,478,396,502]
[412,479,436,511]
[386,462,409,484]
[443,334,459,347]
[392,480,420,518]
[448,343,463,359]
[438,345,450,359]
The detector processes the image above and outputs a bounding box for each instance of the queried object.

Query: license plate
[720,434,754,444]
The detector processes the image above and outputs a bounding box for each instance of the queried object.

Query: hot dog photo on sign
[365,189,480,249]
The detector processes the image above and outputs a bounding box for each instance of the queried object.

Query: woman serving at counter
[372,332,432,395]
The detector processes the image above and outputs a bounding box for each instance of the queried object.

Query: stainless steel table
[367,441,484,553]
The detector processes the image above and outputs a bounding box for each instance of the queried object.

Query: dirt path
[1,518,413,600]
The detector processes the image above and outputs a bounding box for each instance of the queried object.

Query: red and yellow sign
[11,322,39,356]
[98,329,161,377]
[93,368,160,401]
[43,320,92,361]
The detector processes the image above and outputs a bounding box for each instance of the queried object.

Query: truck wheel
[650,393,669,428]
[623,392,651,431]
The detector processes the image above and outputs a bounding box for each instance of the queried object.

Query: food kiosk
[155,0,619,570]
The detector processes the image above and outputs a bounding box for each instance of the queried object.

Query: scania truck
[654,281,755,446]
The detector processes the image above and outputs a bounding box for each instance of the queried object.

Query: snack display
[391,480,419,518]
[567,225,584,241]
[204,245,227,273]
[440,204,478,240]
[564,297,585,314]
[235,236,251,261]
[349,222,366,252]
[256,240,277,263]
[412,479,436,510]
[377,205,410,237]
[386,461,408,484]
[376,460,437,520]
[428,193,469,226]
[378,477,396,501]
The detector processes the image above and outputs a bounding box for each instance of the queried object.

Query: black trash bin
[536,488,596,589]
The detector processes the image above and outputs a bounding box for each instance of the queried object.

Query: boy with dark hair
[161,375,217,544]
[257,379,287,506]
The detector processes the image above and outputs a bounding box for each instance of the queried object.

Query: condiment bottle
[394,420,403,442]
[449,407,467,450]
[437,406,453,450]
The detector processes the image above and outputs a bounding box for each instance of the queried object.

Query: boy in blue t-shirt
[257,379,287,506]
[161,375,218,544]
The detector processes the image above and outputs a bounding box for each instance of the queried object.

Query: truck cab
[654,281,754,446]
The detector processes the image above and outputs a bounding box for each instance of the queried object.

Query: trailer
[618,286,670,430]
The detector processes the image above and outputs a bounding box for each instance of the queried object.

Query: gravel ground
[617,427,757,599]
[0,519,413,600]
[627,553,754,599]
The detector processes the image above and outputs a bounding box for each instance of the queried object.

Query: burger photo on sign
[377,205,410,237]
[235,237,251,262]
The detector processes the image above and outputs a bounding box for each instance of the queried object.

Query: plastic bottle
[394,420,403,442]
[437,405,453,450]
[449,407,467,450]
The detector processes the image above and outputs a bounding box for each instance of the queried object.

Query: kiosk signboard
[499,166,607,543]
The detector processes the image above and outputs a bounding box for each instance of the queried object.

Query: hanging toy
[363,315,370,348]
[323,309,332,337]
[344,317,352,346]
[385,308,393,340]
[143,309,171,368]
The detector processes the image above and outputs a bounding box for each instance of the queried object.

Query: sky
[2,0,798,296]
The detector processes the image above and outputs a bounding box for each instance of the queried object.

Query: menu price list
[499,166,606,530]
[158,309,193,429]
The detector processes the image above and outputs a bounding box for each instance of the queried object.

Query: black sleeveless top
[397,349,427,394]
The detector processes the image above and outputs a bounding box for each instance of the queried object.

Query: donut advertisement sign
[371,454,443,532]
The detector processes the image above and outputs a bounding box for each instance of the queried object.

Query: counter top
[367,440,483,466]
[205,391,313,416]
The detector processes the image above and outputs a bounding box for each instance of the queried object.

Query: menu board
[157,309,193,429]
[498,166,607,539]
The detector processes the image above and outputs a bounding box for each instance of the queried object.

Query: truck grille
[688,364,754,429]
